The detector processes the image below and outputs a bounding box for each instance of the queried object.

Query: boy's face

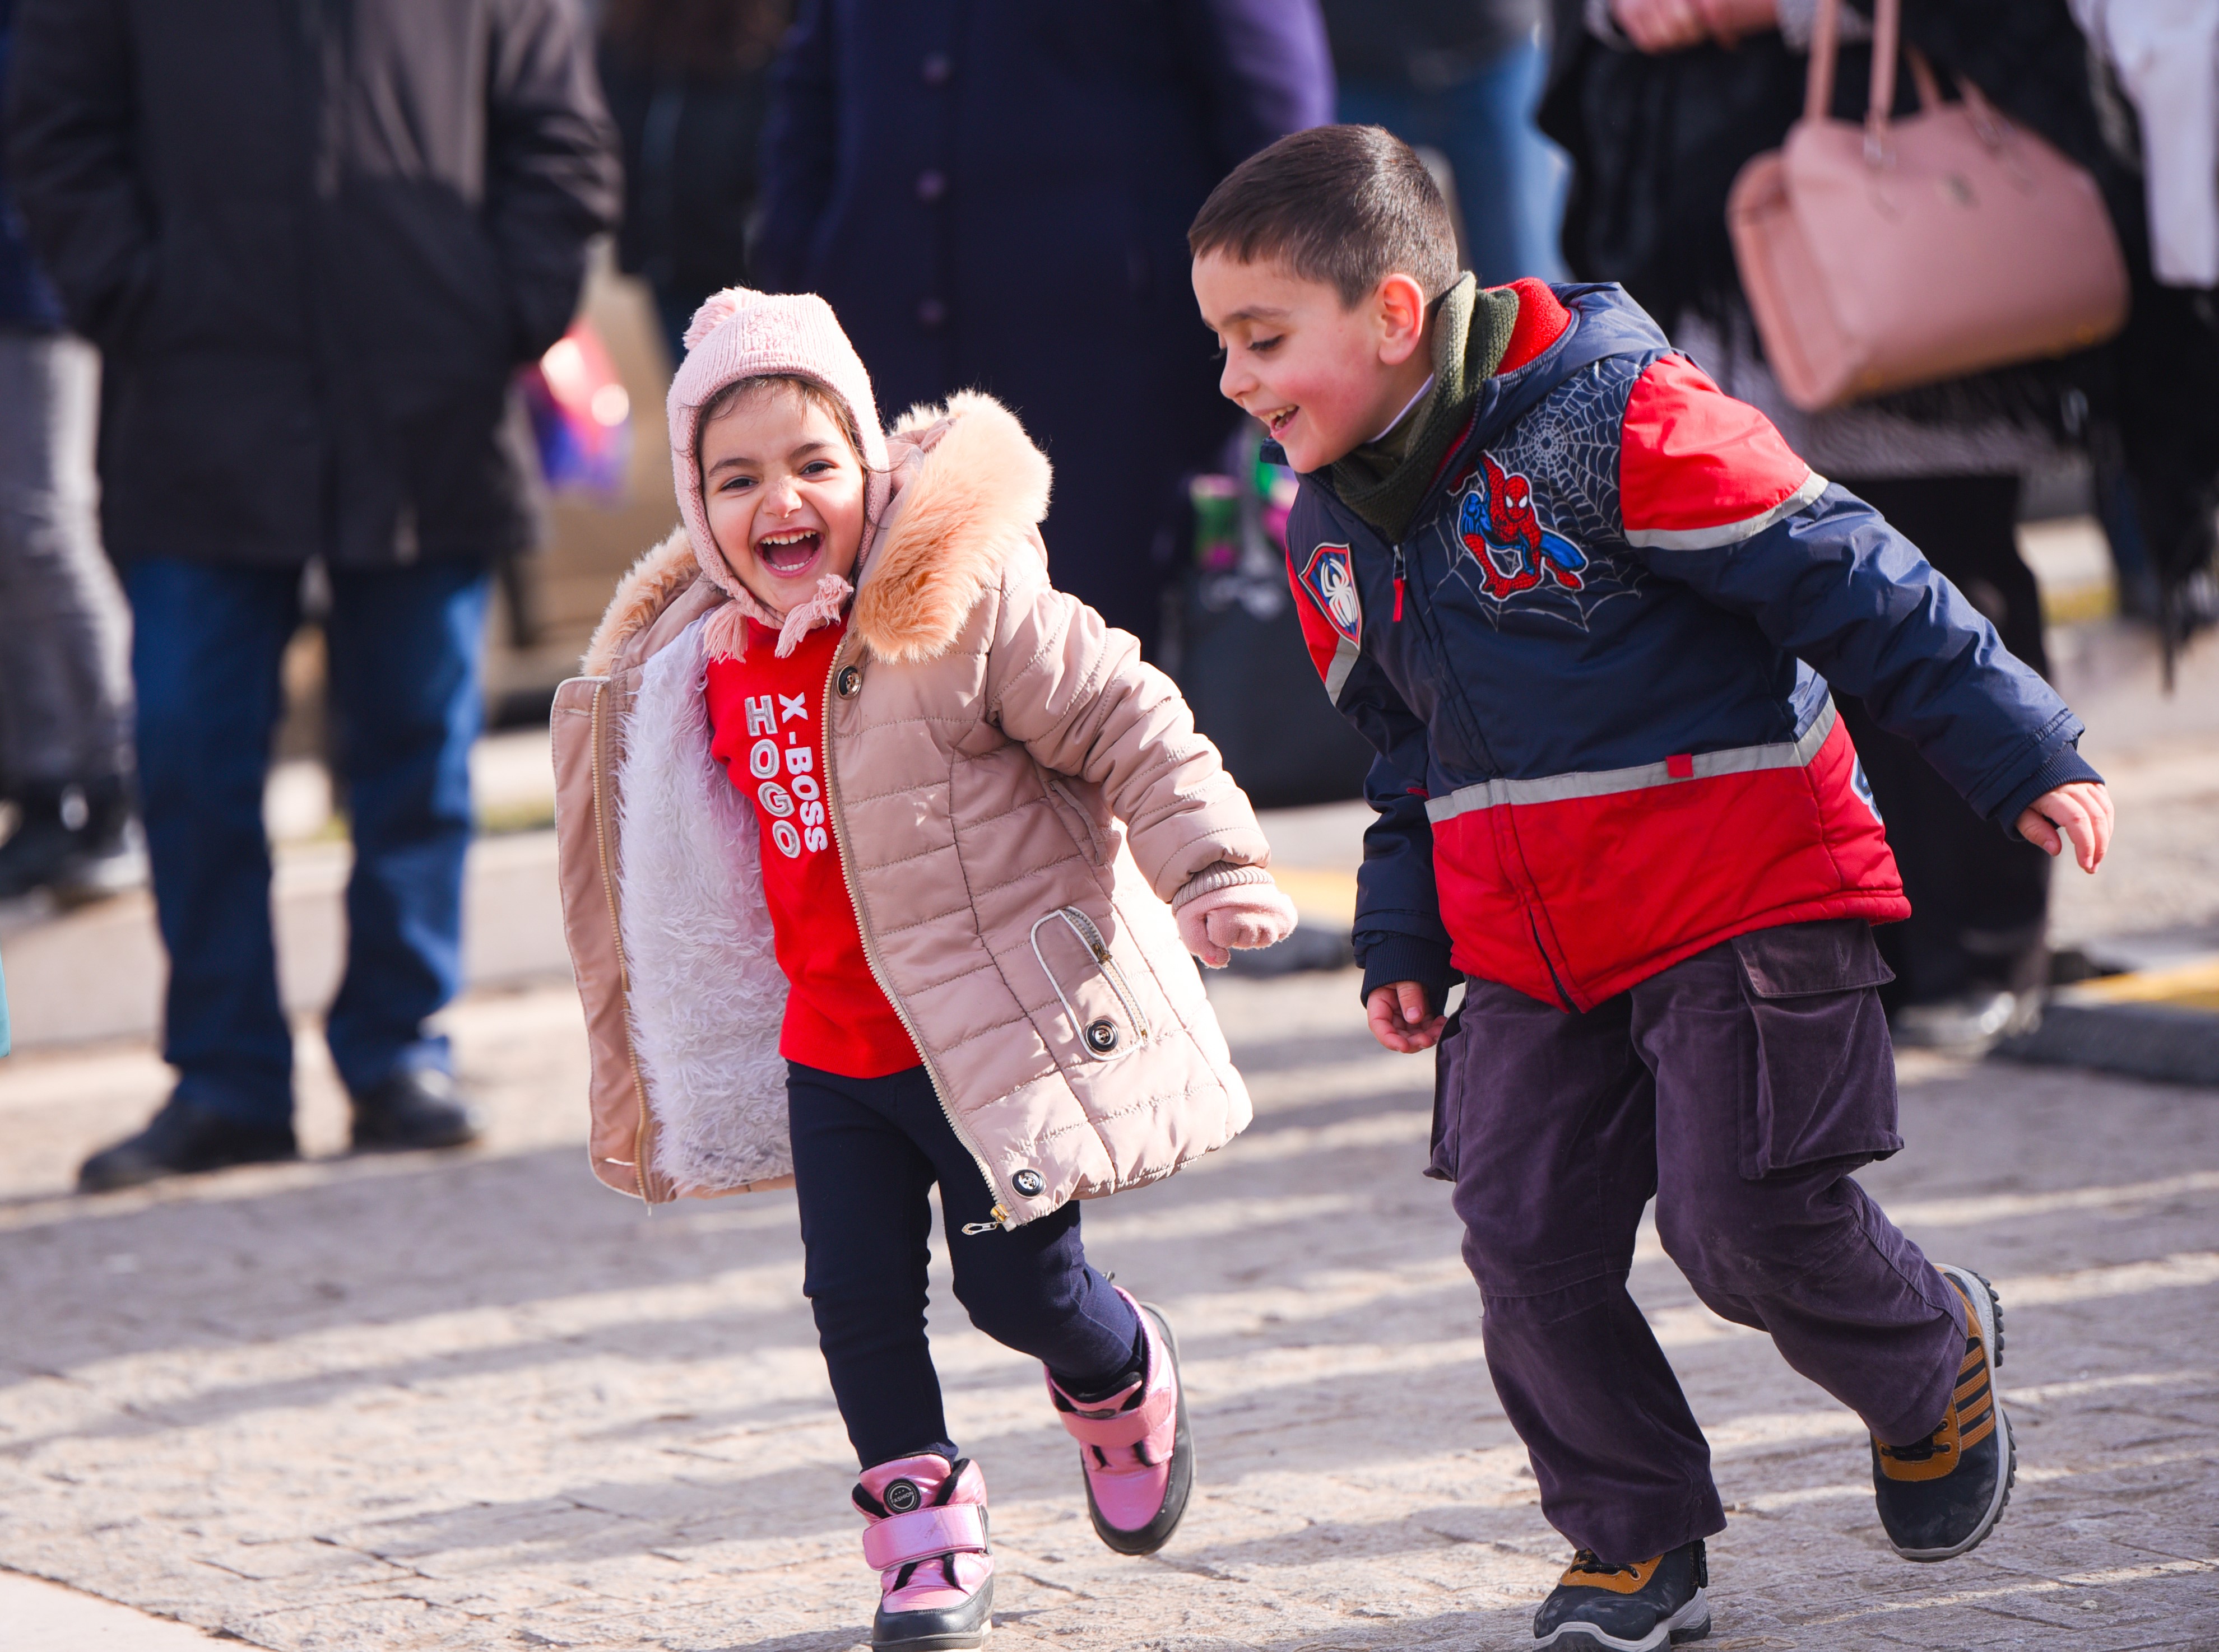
[1191,252,1431,474]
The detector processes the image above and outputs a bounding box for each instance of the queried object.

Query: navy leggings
[787,1061,1142,1469]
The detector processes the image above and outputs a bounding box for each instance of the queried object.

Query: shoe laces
[1566,1549,1640,1580]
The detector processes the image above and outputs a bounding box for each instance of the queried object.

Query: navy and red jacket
[1283,282,2100,1013]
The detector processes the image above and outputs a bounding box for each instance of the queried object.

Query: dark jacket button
[1012,1168,1044,1196]
[836,664,862,697]
[1084,1018,1120,1053]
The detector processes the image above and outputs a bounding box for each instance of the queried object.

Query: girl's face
[699,384,867,613]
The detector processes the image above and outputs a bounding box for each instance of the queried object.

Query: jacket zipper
[1059,905,1150,1044]
[591,680,657,1203]
[820,637,1012,1230]
[1392,545,1406,622]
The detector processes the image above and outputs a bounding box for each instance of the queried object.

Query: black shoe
[1534,1539,1710,1651]
[0,778,145,904]
[77,1094,299,1192]
[1872,1264,2015,1561]
[350,1068,482,1151]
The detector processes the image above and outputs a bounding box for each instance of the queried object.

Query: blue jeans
[787,1061,1143,1469]
[123,556,492,1125]
[1339,34,1570,288]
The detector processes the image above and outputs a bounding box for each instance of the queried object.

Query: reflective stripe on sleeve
[1622,471,1828,551]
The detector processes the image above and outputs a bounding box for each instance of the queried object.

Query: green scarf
[1329,274,1520,542]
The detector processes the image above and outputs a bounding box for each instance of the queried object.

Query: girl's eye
[801,459,835,477]
[719,475,755,492]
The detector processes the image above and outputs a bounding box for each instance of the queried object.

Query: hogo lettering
[755,688,829,857]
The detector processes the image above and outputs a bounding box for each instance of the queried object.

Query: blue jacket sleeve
[1284,488,1455,1007]
[753,0,836,295]
[1632,484,2100,832]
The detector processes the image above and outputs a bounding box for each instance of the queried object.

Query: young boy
[1190,126,2114,1651]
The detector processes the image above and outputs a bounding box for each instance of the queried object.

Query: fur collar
[584,390,1052,676]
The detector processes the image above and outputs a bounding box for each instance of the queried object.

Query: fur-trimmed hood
[586,390,1052,676]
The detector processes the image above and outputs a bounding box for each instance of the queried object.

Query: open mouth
[1259,406,1297,438]
[755,527,822,575]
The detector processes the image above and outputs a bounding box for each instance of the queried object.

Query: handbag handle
[1805,0,1900,128]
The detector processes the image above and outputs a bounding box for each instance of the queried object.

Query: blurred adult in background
[1542,0,2219,1048]
[754,3,1334,655]
[600,0,792,367]
[8,0,620,1189]
[0,0,137,905]
[1324,0,1568,285]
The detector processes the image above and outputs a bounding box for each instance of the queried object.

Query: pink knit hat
[668,287,890,660]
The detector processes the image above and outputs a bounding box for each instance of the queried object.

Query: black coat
[753,1,1333,650]
[5,0,621,569]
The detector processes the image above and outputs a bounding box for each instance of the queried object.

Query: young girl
[555,288,1296,1649]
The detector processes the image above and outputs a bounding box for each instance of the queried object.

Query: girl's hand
[1177,883,1298,968]
[1368,982,1447,1053]
[2016,781,2114,873]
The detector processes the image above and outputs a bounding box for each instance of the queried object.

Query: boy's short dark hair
[1188,125,1459,308]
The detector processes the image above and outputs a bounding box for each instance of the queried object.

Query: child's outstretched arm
[981,550,1293,957]
[2018,780,2114,872]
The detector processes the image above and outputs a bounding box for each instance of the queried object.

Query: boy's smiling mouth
[755,526,823,575]
[1259,405,1298,436]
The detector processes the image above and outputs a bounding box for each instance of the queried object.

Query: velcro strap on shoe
[861,1504,988,1572]
[1054,1374,1176,1456]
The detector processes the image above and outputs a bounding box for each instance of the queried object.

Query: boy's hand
[2016,781,2113,873]
[1367,982,1447,1053]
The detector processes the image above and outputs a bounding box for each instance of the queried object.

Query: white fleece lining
[617,618,793,1192]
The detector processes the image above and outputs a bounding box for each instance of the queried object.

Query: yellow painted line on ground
[1271,866,1358,925]
[2065,953,2219,1012]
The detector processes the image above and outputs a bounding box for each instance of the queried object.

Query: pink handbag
[1726,0,2129,412]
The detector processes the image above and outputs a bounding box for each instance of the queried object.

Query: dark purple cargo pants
[1434,918,1967,1562]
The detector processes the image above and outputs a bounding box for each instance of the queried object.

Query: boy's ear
[1373,273,1430,367]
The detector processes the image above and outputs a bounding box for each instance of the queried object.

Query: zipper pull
[1392,546,1406,622]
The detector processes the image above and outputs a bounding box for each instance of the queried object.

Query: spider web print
[1438,357,1652,634]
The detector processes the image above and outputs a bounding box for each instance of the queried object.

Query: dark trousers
[1440,920,1966,1562]
[787,1061,1141,1470]
[123,556,491,1125]
[1835,475,2052,1007]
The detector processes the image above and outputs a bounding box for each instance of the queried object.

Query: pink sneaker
[1046,1290,1194,1555]
[852,1454,994,1649]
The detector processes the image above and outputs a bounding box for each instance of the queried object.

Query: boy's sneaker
[852,1454,994,1649]
[1533,1539,1710,1650]
[1046,1288,1194,1556]
[1872,1263,2015,1561]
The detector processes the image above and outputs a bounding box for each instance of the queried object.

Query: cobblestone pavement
[2,965,2216,1651]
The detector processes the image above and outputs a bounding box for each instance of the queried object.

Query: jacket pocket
[1729,919,1901,1179]
[1030,905,1149,1064]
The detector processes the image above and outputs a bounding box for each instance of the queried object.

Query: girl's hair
[601,0,790,74]
[697,373,870,467]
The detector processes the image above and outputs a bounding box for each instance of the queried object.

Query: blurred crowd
[1,0,2215,1183]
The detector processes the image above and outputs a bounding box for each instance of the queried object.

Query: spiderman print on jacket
[1457,452,1588,599]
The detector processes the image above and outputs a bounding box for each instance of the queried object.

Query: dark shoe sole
[1535,1590,1711,1651]
[78,1140,298,1193]
[1892,1267,2015,1563]
[871,1572,992,1649]
[1084,1301,1194,1557]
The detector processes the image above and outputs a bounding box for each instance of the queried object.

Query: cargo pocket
[1426,1007,1465,1183]
[1030,906,1149,1064]
[1729,919,1901,1179]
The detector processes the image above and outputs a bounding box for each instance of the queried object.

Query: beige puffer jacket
[552,393,1271,1226]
